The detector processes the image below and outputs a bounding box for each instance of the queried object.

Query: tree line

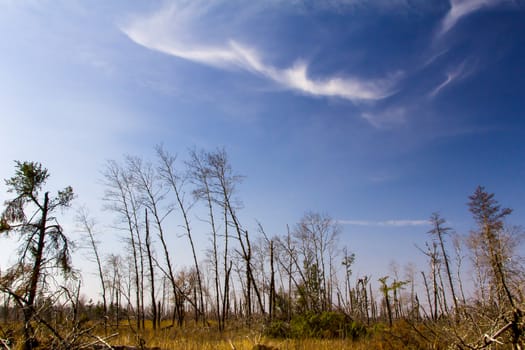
[0,148,523,349]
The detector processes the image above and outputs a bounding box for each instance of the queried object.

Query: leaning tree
[0,161,74,350]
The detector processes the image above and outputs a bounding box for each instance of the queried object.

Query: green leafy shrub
[266,311,368,340]
[265,320,291,338]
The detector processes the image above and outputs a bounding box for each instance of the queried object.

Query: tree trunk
[144,209,157,330]
[24,192,49,350]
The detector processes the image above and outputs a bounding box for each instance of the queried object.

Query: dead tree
[467,186,523,348]
[429,213,459,317]
[144,209,158,330]
[76,207,108,334]
[206,149,264,319]
[187,149,224,330]
[157,146,205,324]
[102,160,144,331]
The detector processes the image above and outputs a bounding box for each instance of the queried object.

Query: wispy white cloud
[338,219,429,227]
[361,106,407,128]
[429,69,462,97]
[439,0,505,36]
[422,48,450,68]
[287,0,442,14]
[120,3,397,102]
[429,59,476,97]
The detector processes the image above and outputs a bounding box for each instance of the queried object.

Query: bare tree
[122,155,189,327]
[187,149,224,329]
[105,254,123,328]
[273,226,298,321]
[144,209,158,330]
[429,213,459,317]
[451,233,468,306]
[76,207,108,334]
[102,160,144,330]
[342,248,355,312]
[293,212,341,312]
[187,148,264,324]
[126,155,175,329]
[206,149,264,319]
[157,146,205,324]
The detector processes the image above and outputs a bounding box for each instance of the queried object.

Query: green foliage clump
[265,320,291,338]
[265,312,367,340]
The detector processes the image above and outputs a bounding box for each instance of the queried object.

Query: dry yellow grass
[0,320,379,349]
[108,325,373,350]
[117,336,370,350]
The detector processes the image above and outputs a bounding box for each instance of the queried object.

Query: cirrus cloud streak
[338,219,429,227]
[439,0,506,35]
[120,4,396,102]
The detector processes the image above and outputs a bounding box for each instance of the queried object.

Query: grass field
[113,332,372,350]
[104,323,378,350]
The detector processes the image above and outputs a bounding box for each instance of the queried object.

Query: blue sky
[1,0,524,292]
